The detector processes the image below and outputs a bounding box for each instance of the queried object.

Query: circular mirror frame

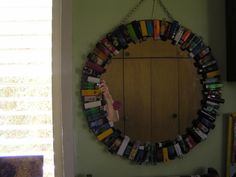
[80,19,224,164]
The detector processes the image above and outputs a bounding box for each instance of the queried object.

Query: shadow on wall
[207,0,226,80]
[207,0,227,176]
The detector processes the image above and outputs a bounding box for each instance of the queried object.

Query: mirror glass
[102,39,202,142]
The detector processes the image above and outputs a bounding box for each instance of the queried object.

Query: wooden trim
[52,0,74,176]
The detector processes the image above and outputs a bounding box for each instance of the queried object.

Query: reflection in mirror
[102,39,202,142]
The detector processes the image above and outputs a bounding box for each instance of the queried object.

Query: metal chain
[120,0,145,24]
[158,0,174,21]
[120,0,174,24]
[151,0,157,19]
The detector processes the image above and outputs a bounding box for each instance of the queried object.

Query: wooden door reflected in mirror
[102,39,202,142]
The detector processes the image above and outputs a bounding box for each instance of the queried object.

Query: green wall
[73,0,236,176]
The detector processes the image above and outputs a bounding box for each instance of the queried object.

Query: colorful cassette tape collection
[80,19,224,164]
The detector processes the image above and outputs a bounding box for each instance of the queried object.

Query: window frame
[52,0,74,176]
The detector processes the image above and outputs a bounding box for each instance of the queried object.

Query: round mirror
[102,39,202,142]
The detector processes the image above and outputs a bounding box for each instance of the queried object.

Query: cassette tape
[201,77,220,85]
[142,144,149,164]
[204,91,223,101]
[106,33,120,51]
[84,107,102,116]
[117,135,130,156]
[202,99,220,107]
[131,21,143,41]
[206,89,223,97]
[163,24,172,41]
[126,23,139,43]
[203,61,218,71]
[181,33,196,50]
[87,76,100,84]
[163,21,173,41]
[168,20,180,40]
[153,19,161,40]
[195,47,211,60]
[100,37,119,56]
[162,147,169,162]
[97,128,113,141]
[188,36,202,52]
[205,89,222,97]
[108,136,123,154]
[146,20,154,37]
[193,127,208,141]
[85,61,106,74]
[198,110,216,122]
[106,32,123,51]
[205,83,223,90]
[189,39,204,54]
[179,30,191,46]
[86,108,106,117]
[176,135,189,154]
[144,143,152,163]
[87,52,98,63]
[193,119,210,134]
[111,27,129,49]
[204,100,220,110]
[202,105,219,117]
[186,128,202,144]
[84,100,102,109]
[82,66,101,78]
[81,89,101,96]
[180,32,195,50]
[206,97,225,104]
[172,26,184,45]
[129,142,140,161]
[93,48,109,61]
[80,75,91,85]
[83,95,102,103]
[103,129,121,147]
[156,143,164,162]
[160,19,169,41]
[189,42,205,58]
[89,117,108,129]
[149,143,157,163]
[205,70,220,78]
[87,110,107,122]
[139,20,149,38]
[162,141,176,160]
[184,135,197,150]
[173,142,183,158]
[198,116,215,130]
[92,122,111,135]
[118,24,133,44]
[197,53,214,66]
[87,52,104,66]
[81,82,98,90]
[123,142,133,158]
[96,42,113,59]
[198,64,218,74]
[135,145,145,164]
[203,90,222,98]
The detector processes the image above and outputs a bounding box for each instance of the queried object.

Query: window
[0,0,55,177]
